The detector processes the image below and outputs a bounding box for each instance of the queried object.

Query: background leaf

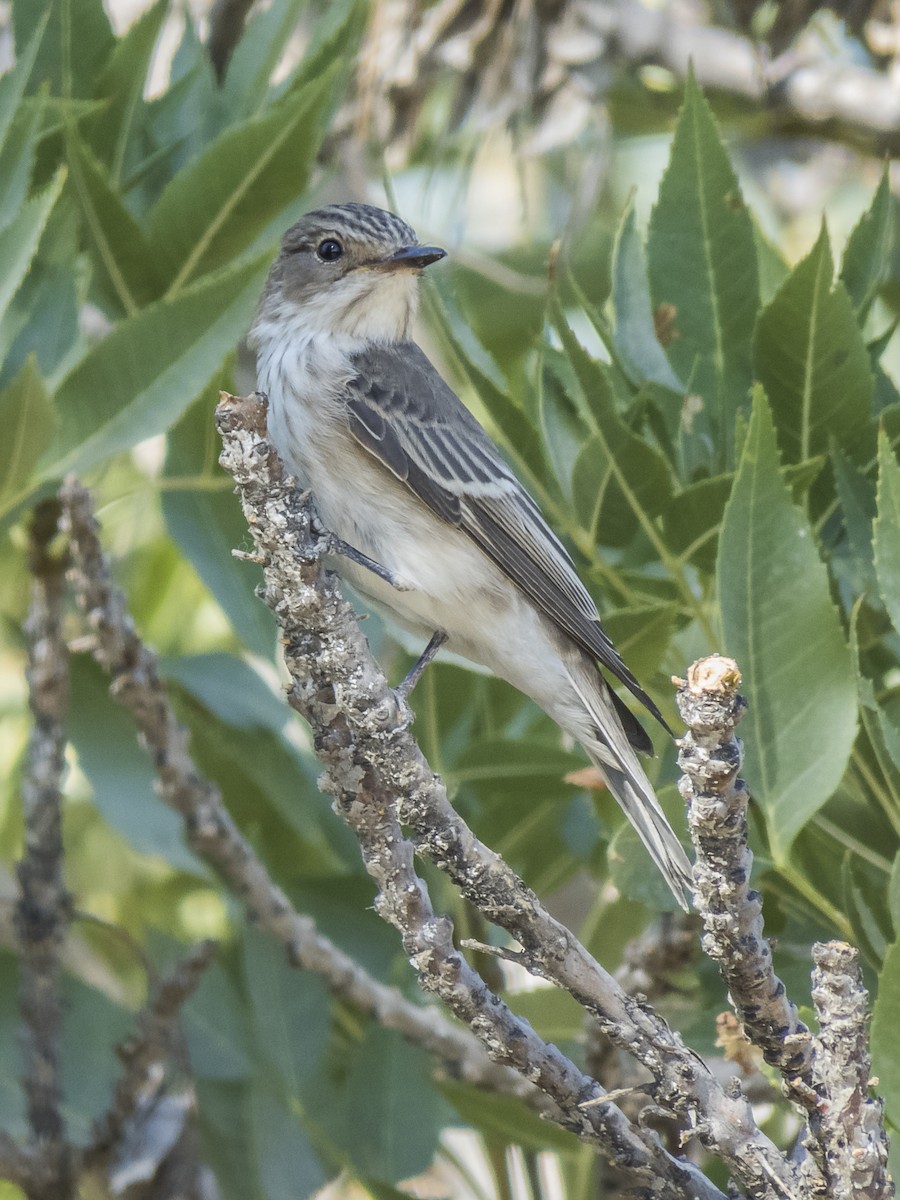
[647,71,759,473]
[754,225,873,465]
[718,388,858,859]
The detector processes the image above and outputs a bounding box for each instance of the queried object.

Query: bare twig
[86,940,218,1170]
[16,499,74,1200]
[206,0,256,81]
[214,389,798,1200]
[675,656,816,1110]
[56,478,567,1128]
[804,942,892,1200]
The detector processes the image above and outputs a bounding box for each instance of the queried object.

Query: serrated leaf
[849,604,900,824]
[611,200,683,392]
[0,168,63,327]
[219,0,309,116]
[875,430,900,635]
[663,473,732,572]
[841,853,891,967]
[37,252,269,491]
[0,358,55,517]
[647,72,759,472]
[0,97,44,230]
[15,0,115,99]
[163,392,277,659]
[754,224,873,465]
[717,388,857,860]
[841,168,893,320]
[89,0,168,182]
[148,71,337,292]
[754,220,789,305]
[66,135,166,312]
[0,12,46,159]
[553,304,674,546]
[832,445,877,593]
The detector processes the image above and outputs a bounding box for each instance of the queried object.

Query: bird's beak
[377,245,447,271]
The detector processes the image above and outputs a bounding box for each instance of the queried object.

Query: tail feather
[566,667,693,911]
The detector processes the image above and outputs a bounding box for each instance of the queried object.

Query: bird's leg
[323,532,411,591]
[396,631,448,698]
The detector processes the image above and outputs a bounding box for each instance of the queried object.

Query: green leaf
[250,1080,325,1200]
[338,1028,447,1181]
[66,657,204,874]
[663,473,732,572]
[219,0,310,116]
[646,72,759,471]
[66,135,166,312]
[603,603,680,682]
[871,938,900,1124]
[0,12,46,159]
[186,965,254,1081]
[0,358,55,518]
[147,71,337,293]
[553,307,674,545]
[833,445,877,593]
[754,224,873,465]
[717,388,858,860]
[241,928,330,1095]
[841,168,893,319]
[0,168,63,327]
[88,0,168,182]
[439,1079,580,1154]
[38,252,269,490]
[610,200,683,392]
[0,97,44,231]
[15,0,115,99]
[875,430,900,635]
[841,854,891,967]
[162,388,278,659]
[609,786,690,911]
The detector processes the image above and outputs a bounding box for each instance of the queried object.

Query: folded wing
[344,341,668,746]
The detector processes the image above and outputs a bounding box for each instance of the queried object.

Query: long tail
[566,666,693,911]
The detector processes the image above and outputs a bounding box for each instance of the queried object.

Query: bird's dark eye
[316,238,343,262]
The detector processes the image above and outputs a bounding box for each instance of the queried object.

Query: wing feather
[343,342,667,736]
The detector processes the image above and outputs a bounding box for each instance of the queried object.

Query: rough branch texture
[807,942,891,1200]
[16,499,74,1200]
[215,389,810,1200]
[675,656,815,1108]
[58,478,564,1124]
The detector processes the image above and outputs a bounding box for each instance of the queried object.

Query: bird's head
[255,203,446,345]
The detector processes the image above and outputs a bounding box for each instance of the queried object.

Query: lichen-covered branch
[674,655,816,1113]
[805,942,891,1200]
[15,499,74,1200]
[57,477,565,1128]
[676,656,895,1198]
[215,390,801,1200]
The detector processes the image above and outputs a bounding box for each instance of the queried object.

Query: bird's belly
[266,383,571,700]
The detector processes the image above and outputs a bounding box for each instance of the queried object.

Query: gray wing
[344,342,667,745]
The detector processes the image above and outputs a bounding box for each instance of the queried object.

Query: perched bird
[250,202,693,909]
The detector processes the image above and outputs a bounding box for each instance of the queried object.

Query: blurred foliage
[2,0,900,1196]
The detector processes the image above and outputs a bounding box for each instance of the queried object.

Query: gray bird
[250,202,693,910]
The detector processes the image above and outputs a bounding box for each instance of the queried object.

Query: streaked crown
[254,202,445,343]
